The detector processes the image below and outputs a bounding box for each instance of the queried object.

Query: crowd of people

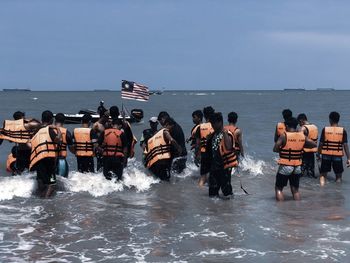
[0,105,349,201]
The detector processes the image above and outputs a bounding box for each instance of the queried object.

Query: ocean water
[0,90,350,262]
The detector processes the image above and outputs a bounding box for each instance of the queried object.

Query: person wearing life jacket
[318,111,350,186]
[109,106,137,161]
[54,113,74,177]
[0,111,41,174]
[98,118,128,180]
[225,111,244,159]
[29,110,62,198]
[144,117,182,181]
[73,114,98,173]
[273,117,317,201]
[186,110,203,167]
[158,111,187,174]
[205,112,237,197]
[140,117,159,150]
[274,109,293,143]
[194,106,215,187]
[297,113,318,178]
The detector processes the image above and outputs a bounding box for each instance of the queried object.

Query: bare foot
[198,176,207,187]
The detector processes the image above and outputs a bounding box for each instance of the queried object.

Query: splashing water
[239,154,267,176]
[0,173,36,201]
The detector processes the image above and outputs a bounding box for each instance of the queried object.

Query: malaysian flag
[121,80,149,101]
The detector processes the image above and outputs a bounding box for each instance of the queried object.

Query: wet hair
[164,117,176,126]
[109,106,120,119]
[55,113,65,124]
[13,111,25,120]
[41,110,54,123]
[112,118,122,126]
[209,112,223,125]
[203,106,215,120]
[297,113,307,122]
[228,112,238,124]
[192,110,203,120]
[285,117,298,129]
[282,109,293,121]
[82,113,92,124]
[329,111,340,123]
[158,111,170,121]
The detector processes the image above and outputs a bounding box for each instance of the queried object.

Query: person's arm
[164,129,182,155]
[223,130,233,151]
[25,119,42,131]
[235,128,244,157]
[273,134,285,152]
[49,126,62,144]
[304,136,317,148]
[66,130,75,153]
[342,130,350,166]
[317,128,325,155]
[274,125,279,143]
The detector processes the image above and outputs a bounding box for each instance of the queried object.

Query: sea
[0,90,350,262]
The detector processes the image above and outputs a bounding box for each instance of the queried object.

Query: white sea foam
[239,154,267,176]
[0,173,36,201]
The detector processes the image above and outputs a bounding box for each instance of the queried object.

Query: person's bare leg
[335,173,342,183]
[320,172,327,186]
[275,187,284,201]
[198,174,208,187]
[290,186,301,201]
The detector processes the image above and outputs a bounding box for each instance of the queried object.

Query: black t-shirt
[319,127,348,143]
[170,122,187,157]
[210,132,224,171]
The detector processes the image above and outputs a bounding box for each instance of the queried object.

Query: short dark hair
[203,106,215,120]
[282,109,293,121]
[209,112,223,125]
[192,110,203,120]
[109,106,120,119]
[112,118,122,126]
[164,117,176,126]
[297,113,307,122]
[158,111,170,121]
[82,113,92,124]
[228,112,238,124]
[55,113,66,124]
[42,110,54,123]
[285,117,298,129]
[13,111,25,120]
[329,111,340,123]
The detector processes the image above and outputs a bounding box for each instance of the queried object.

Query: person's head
[329,111,340,124]
[282,109,293,121]
[296,113,307,126]
[164,117,176,131]
[109,106,120,119]
[13,111,25,120]
[203,106,215,121]
[285,117,298,130]
[209,112,223,132]
[100,100,104,106]
[149,117,158,130]
[158,111,170,126]
[192,110,203,124]
[41,110,54,124]
[82,113,92,125]
[55,113,65,125]
[228,112,238,124]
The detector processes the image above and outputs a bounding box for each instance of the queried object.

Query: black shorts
[320,155,344,174]
[36,158,57,185]
[200,153,210,175]
[103,156,124,180]
[209,169,233,197]
[77,156,95,173]
[275,172,300,190]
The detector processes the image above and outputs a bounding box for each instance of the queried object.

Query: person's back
[224,111,244,158]
[274,109,292,142]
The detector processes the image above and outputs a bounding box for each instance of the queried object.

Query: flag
[121,80,149,101]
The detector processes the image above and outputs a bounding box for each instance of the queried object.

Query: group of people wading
[0,105,349,200]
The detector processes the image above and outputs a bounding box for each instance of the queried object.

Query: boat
[60,109,144,124]
[3,88,31,92]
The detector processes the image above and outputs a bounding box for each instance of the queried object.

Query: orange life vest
[144,129,171,168]
[278,132,305,166]
[6,153,16,173]
[57,127,67,157]
[303,124,318,153]
[200,122,214,153]
[224,125,240,151]
[73,128,95,157]
[219,131,238,169]
[276,122,286,137]
[102,128,124,157]
[0,119,33,143]
[321,126,344,156]
[29,126,58,170]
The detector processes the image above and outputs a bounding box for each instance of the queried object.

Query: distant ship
[316,88,335,91]
[93,89,111,91]
[283,88,306,91]
[3,88,31,92]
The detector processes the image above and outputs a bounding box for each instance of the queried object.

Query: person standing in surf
[274,109,293,143]
[186,110,203,167]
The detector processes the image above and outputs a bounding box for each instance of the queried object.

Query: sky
[1,0,350,91]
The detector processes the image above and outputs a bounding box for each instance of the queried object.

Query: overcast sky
[1,0,350,90]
